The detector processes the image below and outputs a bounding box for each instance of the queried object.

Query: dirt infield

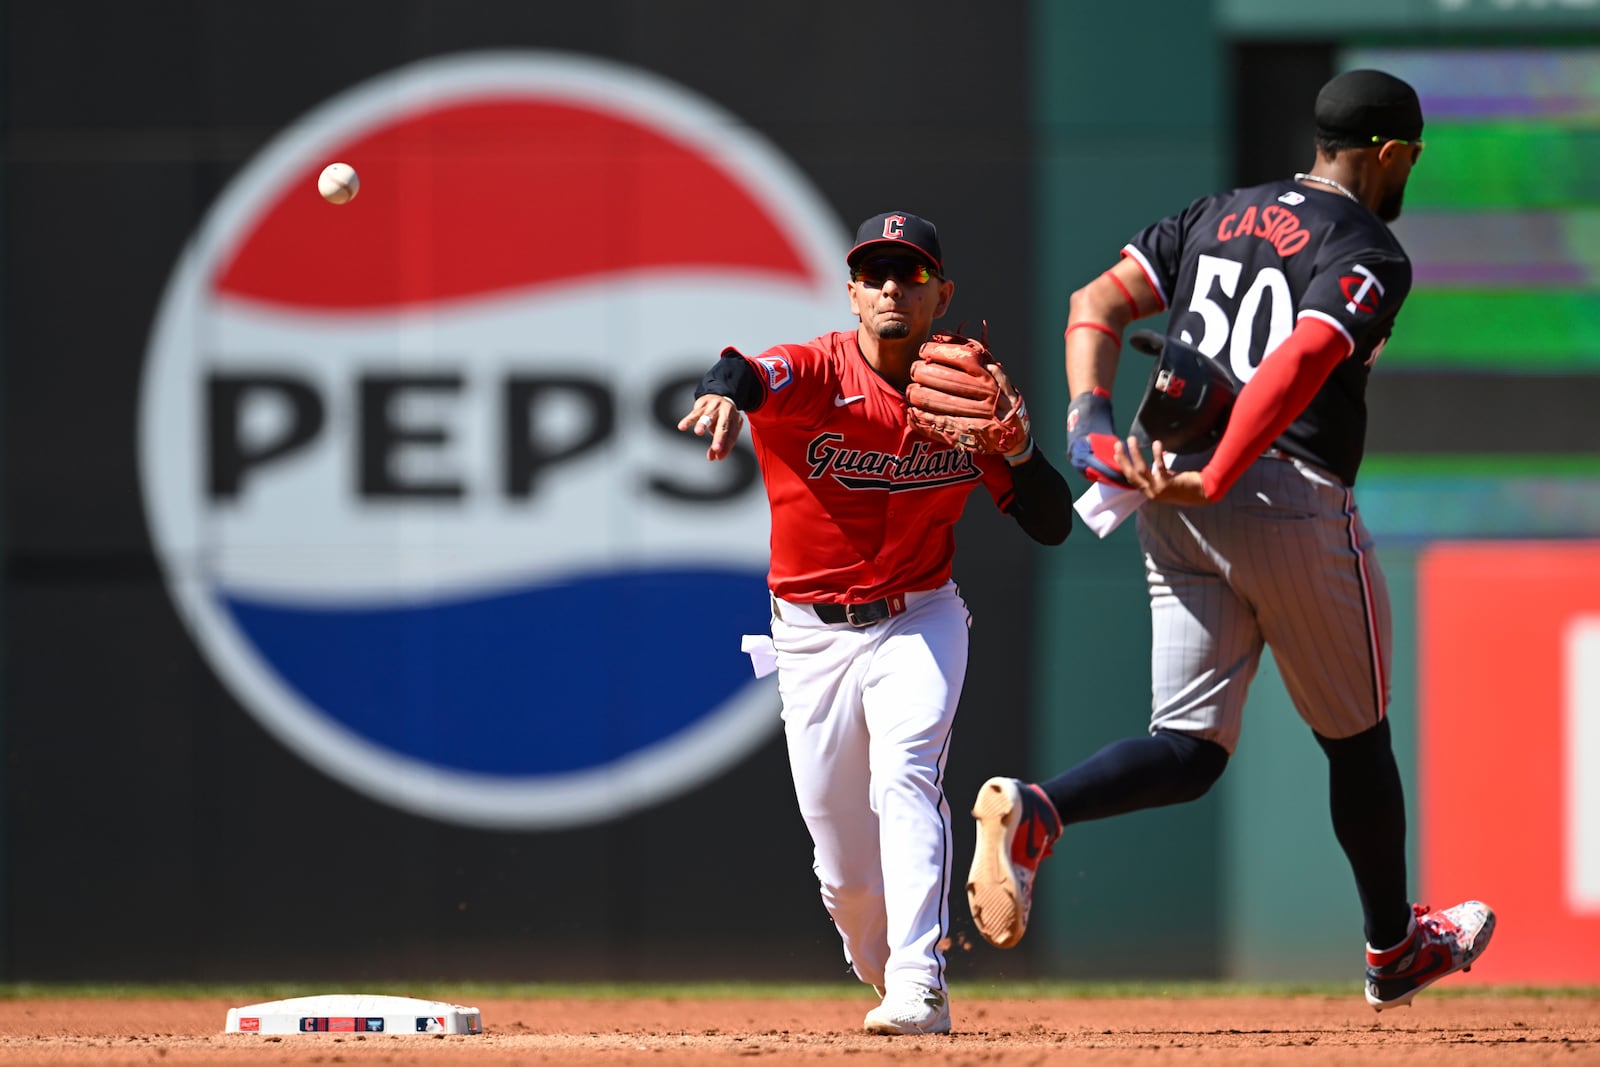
[0,992,1596,1065]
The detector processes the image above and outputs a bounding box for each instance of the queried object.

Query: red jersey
[740,330,1017,603]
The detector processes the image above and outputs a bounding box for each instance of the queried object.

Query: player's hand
[1070,433,1132,488]
[677,395,744,461]
[1115,435,1209,505]
[1065,388,1132,488]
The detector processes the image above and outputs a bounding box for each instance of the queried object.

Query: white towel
[740,634,778,678]
[1073,482,1147,537]
[1071,455,1174,538]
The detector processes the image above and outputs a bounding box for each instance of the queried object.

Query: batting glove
[1066,388,1131,488]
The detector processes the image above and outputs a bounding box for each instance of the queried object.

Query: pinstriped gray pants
[1136,452,1392,754]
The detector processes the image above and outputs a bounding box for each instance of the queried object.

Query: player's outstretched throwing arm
[676,346,763,461]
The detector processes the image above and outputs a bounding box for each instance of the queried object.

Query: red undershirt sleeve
[1199,317,1351,501]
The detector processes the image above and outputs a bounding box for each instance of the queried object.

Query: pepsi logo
[140,51,848,828]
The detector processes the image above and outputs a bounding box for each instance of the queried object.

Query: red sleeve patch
[754,354,792,392]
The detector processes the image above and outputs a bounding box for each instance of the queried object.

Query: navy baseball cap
[1315,69,1424,144]
[846,212,944,274]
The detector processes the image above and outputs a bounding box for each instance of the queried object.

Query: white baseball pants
[769,582,970,993]
[1138,451,1392,753]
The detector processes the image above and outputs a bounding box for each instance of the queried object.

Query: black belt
[807,594,908,627]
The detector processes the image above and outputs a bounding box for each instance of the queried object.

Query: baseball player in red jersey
[679,212,1072,1034]
[966,71,1495,1009]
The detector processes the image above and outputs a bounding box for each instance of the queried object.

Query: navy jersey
[1123,179,1412,485]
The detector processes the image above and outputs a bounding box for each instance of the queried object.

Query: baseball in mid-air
[317,162,360,204]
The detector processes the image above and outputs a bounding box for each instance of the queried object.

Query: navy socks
[1316,718,1412,950]
[1038,729,1229,825]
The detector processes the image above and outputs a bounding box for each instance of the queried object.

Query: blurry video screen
[1346,47,1600,371]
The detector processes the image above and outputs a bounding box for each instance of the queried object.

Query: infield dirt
[0,992,1597,1065]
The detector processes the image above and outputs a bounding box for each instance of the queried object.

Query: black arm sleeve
[693,347,766,412]
[1004,448,1074,545]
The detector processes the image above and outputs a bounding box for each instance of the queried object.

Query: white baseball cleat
[862,984,951,1035]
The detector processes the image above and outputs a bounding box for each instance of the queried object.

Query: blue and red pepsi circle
[140,52,847,829]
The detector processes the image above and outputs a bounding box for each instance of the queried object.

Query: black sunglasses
[850,257,938,287]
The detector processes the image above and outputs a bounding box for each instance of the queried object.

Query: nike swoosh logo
[834,394,865,407]
[1022,818,1045,861]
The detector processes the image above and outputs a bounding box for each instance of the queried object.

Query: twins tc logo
[1341,264,1386,315]
[139,51,848,829]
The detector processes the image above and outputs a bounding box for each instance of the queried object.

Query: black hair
[1316,130,1377,156]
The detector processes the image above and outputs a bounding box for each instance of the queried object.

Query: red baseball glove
[906,331,1031,455]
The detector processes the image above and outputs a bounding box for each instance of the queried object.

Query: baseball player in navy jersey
[966,71,1495,1009]
[679,211,1072,1035]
